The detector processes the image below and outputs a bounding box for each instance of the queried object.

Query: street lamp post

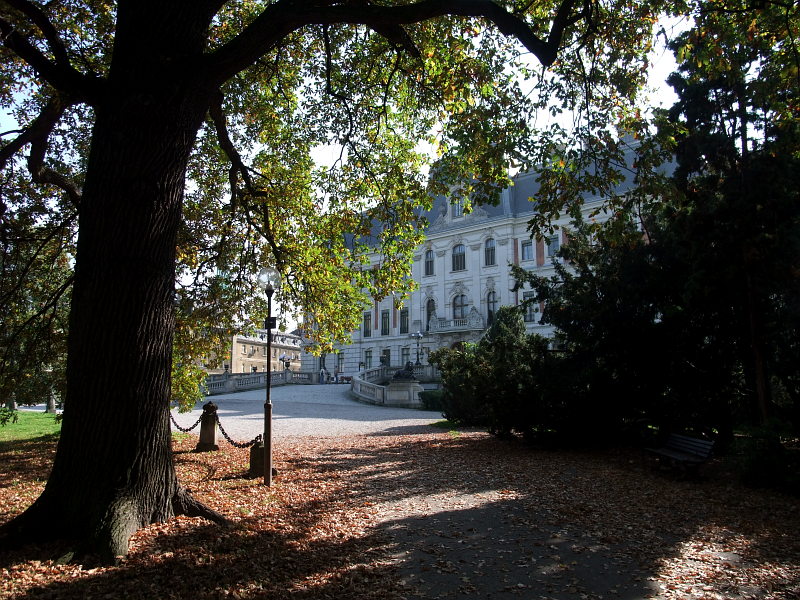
[410,331,424,366]
[257,266,281,486]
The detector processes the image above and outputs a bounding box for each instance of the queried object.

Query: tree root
[172,486,231,525]
[1,487,230,564]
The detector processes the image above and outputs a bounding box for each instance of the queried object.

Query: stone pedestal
[385,380,423,408]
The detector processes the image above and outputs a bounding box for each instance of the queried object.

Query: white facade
[302,170,608,376]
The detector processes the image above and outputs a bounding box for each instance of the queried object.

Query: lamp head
[257,266,281,295]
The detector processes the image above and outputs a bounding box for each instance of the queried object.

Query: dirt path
[285,430,800,600]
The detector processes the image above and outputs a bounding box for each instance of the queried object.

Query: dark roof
[351,143,673,244]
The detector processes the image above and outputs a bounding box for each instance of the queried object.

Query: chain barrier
[170,412,202,432]
[215,415,263,448]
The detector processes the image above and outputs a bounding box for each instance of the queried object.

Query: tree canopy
[0,0,674,407]
[506,0,800,447]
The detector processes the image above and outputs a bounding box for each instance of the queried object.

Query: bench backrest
[665,433,714,458]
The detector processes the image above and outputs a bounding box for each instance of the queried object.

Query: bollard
[248,441,278,479]
[194,402,219,452]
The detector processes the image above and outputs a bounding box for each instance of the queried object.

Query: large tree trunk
[0,4,226,561]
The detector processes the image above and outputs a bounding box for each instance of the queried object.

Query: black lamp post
[257,266,281,486]
[410,331,424,366]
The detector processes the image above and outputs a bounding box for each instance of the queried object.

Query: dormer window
[452,197,464,218]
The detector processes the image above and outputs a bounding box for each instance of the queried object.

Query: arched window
[453,294,468,320]
[452,244,466,271]
[487,291,497,326]
[425,298,436,331]
[484,238,496,266]
[424,249,434,276]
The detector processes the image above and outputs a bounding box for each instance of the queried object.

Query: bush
[735,426,800,495]
[429,344,490,426]
[419,389,444,412]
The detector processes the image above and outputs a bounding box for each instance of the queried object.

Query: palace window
[521,240,533,261]
[381,310,390,335]
[424,249,434,276]
[546,235,560,258]
[401,347,410,365]
[484,238,496,266]
[523,291,537,323]
[363,312,372,337]
[452,244,466,271]
[487,291,497,326]
[453,294,468,319]
[399,308,409,334]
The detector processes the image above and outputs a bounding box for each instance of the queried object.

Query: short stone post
[248,441,278,479]
[46,389,58,414]
[194,402,219,452]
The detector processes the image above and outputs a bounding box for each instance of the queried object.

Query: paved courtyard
[169,383,443,442]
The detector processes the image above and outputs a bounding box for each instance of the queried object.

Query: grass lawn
[0,411,61,443]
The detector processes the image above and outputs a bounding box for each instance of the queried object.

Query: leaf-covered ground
[1,429,798,599]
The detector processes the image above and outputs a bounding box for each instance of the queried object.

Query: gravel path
[169,383,443,442]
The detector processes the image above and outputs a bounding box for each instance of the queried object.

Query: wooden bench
[645,433,714,475]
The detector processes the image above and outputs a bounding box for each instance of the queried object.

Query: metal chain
[215,415,262,448]
[170,412,203,432]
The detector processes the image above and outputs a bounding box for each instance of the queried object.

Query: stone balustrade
[205,365,439,408]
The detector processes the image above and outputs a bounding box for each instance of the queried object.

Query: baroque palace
[301,167,624,377]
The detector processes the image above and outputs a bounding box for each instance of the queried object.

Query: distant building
[301,164,634,376]
[221,329,303,374]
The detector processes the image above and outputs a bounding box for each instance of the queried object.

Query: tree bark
[0,3,225,561]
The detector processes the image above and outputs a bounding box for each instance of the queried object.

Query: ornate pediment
[464,205,488,221]
[449,281,467,297]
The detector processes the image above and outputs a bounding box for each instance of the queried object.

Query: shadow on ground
[286,433,800,599]
[2,432,798,599]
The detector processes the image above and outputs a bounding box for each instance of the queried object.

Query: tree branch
[204,0,589,86]
[207,92,284,267]
[0,5,101,101]
[0,94,82,207]
[208,90,250,211]
[0,97,67,171]
[2,0,70,65]
[16,100,83,207]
